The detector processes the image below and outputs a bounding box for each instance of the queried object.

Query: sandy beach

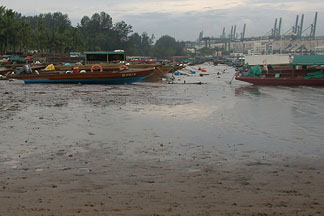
[1,64,324,215]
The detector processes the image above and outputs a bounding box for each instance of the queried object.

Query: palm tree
[2,8,16,52]
[0,6,7,52]
[17,19,31,52]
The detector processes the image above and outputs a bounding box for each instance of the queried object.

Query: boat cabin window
[85,52,126,64]
[108,54,125,63]
[87,54,108,62]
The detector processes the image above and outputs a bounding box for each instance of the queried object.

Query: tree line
[0,6,187,57]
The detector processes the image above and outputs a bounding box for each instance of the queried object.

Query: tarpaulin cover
[10,56,27,62]
[304,70,324,79]
[45,64,55,71]
[248,65,262,77]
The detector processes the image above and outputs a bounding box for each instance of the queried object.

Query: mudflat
[1,64,323,215]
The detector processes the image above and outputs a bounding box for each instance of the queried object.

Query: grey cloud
[123,4,323,41]
[1,0,323,41]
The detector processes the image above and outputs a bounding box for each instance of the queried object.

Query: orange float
[91,64,103,72]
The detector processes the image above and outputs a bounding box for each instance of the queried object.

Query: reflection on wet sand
[234,85,262,97]
[138,104,218,120]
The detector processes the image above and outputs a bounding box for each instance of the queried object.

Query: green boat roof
[10,56,27,62]
[182,58,199,62]
[85,51,125,55]
[292,55,324,65]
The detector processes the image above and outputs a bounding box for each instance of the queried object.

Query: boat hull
[143,67,171,82]
[236,76,324,86]
[23,76,149,84]
[9,68,154,85]
[35,65,172,82]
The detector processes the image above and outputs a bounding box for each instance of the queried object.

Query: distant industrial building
[187,12,324,56]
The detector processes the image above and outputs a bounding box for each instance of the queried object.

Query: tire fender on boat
[91,64,103,72]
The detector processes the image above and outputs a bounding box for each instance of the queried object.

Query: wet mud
[0,63,324,215]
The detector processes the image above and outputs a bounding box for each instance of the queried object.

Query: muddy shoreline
[1,64,324,215]
[1,150,323,215]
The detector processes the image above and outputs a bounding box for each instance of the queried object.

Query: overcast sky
[1,0,323,41]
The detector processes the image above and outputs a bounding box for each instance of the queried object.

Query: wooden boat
[53,64,173,82]
[7,68,154,84]
[236,55,324,86]
[0,68,12,75]
[143,66,169,82]
[1,64,47,76]
[235,75,324,86]
[55,63,172,71]
[235,68,324,86]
